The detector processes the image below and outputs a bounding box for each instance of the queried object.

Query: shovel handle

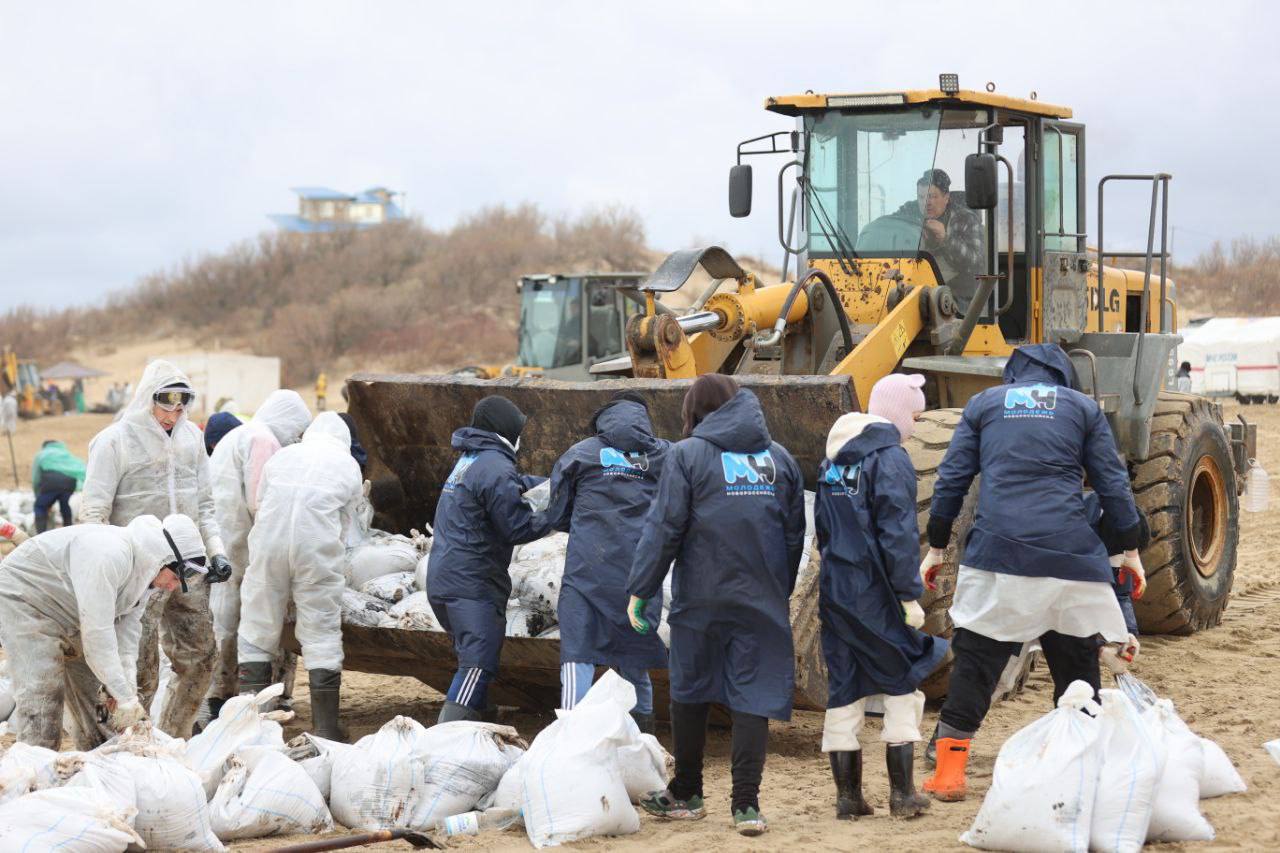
[270,828,437,852]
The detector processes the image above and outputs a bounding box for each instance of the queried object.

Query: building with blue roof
[269,186,405,232]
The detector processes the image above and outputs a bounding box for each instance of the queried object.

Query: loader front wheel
[1131,395,1238,634]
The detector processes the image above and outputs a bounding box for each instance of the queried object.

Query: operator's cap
[160,514,206,593]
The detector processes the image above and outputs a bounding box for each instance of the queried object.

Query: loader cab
[514,273,648,380]
[743,84,1085,349]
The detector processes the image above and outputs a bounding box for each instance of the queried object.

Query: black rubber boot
[925,721,940,767]
[887,744,931,818]
[829,751,874,819]
[631,711,657,735]
[437,699,483,724]
[308,669,346,743]
[237,661,272,698]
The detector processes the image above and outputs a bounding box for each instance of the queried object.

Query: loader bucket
[346,372,856,532]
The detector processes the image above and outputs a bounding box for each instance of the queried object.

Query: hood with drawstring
[254,389,312,447]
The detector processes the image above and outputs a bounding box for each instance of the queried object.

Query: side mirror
[729,164,753,218]
[964,153,999,210]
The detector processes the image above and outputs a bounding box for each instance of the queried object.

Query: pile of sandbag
[487,669,672,848]
[962,677,1247,853]
[0,490,36,536]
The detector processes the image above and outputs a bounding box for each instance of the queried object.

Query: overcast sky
[2,0,1275,309]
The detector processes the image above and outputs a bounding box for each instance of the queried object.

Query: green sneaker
[640,789,706,820]
[733,806,768,836]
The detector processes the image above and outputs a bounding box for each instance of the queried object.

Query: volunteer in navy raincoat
[920,343,1146,802]
[628,375,804,827]
[427,396,551,723]
[543,392,670,719]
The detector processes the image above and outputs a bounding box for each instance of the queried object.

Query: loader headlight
[939,73,960,95]
[827,93,906,108]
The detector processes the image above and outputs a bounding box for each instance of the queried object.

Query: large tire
[906,409,981,700]
[1131,394,1238,634]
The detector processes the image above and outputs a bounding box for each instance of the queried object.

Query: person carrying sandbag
[816,374,949,820]
[237,412,363,741]
[0,513,208,749]
[542,390,671,733]
[919,343,1146,803]
[427,396,552,724]
[627,374,806,837]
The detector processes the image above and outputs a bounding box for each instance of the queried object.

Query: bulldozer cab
[513,273,648,381]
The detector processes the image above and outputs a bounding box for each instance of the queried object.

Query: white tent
[159,352,282,417]
[1179,317,1280,401]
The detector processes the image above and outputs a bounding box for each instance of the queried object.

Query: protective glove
[207,554,233,584]
[0,521,24,544]
[109,696,148,731]
[9,529,27,545]
[919,547,946,592]
[627,595,653,635]
[902,600,926,629]
[1117,550,1147,600]
[1100,634,1141,674]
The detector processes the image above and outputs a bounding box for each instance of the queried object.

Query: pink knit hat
[868,373,927,441]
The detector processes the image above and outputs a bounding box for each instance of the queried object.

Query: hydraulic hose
[754,268,853,355]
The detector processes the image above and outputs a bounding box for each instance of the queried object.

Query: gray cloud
[1,0,1275,308]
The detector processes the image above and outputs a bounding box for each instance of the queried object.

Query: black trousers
[669,701,769,812]
[34,490,73,533]
[940,627,1102,736]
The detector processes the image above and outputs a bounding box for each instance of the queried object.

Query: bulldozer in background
[332,76,1254,714]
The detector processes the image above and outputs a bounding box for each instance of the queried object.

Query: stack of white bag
[962,678,1247,853]
[328,717,525,831]
[186,683,290,798]
[209,745,333,841]
[488,670,671,848]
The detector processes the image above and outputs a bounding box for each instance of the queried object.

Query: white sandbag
[329,717,524,831]
[341,588,396,628]
[0,786,143,852]
[1266,739,1280,766]
[0,743,86,802]
[346,535,421,588]
[210,745,333,841]
[285,733,357,801]
[961,680,1101,853]
[391,592,442,631]
[415,552,430,592]
[522,479,552,513]
[186,683,287,799]
[0,660,14,722]
[1198,736,1246,798]
[617,733,671,802]
[149,646,175,720]
[1145,700,1213,842]
[102,750,224,851]
[65,755,139,818]
[517,670,641,847]
[1090,690,1166,853]
[360,570,417,604]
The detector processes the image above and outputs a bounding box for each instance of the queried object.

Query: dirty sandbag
[65,755,139,820]
[389,591,442,631]
[522,479,551,513]
[1090,690,1166,853]
[97,748,224,852]
[360,571,417,604]
[0,786,143,852]
[1145,700,1213,842]
[515,670,641,847]
[186,683,288,799]
[285,732,357,801]
[329,717,524,831]
[961,680,1102,853]
[617,734,672,803]
[210,745,333,841]
[0,743,86,802]
[346,535,420,589]
[341,588,396,628]
[415,551,430,593]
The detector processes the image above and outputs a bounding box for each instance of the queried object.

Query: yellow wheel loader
[331,77,1253,713]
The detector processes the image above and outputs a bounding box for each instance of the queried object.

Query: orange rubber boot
[922,737,970,802]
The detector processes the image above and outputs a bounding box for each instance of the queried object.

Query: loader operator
[892,169,985,310]
[918,343,1147,803]
[427,395,552,724]
[0,513,206,750]
[81,360,233,739]
[542,391,670,734]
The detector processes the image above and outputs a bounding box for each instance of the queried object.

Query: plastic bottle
[435,807,520,837]
[1246,459,1270,513]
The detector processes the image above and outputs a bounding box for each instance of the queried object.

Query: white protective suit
[208,389,312,699]
[80,359,226,737]
[238,412,362,672]
[0,514,205,749]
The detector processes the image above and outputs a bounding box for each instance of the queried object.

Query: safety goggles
[162,528,207,593]
[153,389,195,412]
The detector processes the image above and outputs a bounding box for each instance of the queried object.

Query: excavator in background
[334,76,1253,715]
[1,347,49,417]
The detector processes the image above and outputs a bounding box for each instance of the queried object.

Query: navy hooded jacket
[816,417,949,706]
[628,389,806,720]
[427,427,551,670]
[544,400,670,669]
[928,344,1141,583]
